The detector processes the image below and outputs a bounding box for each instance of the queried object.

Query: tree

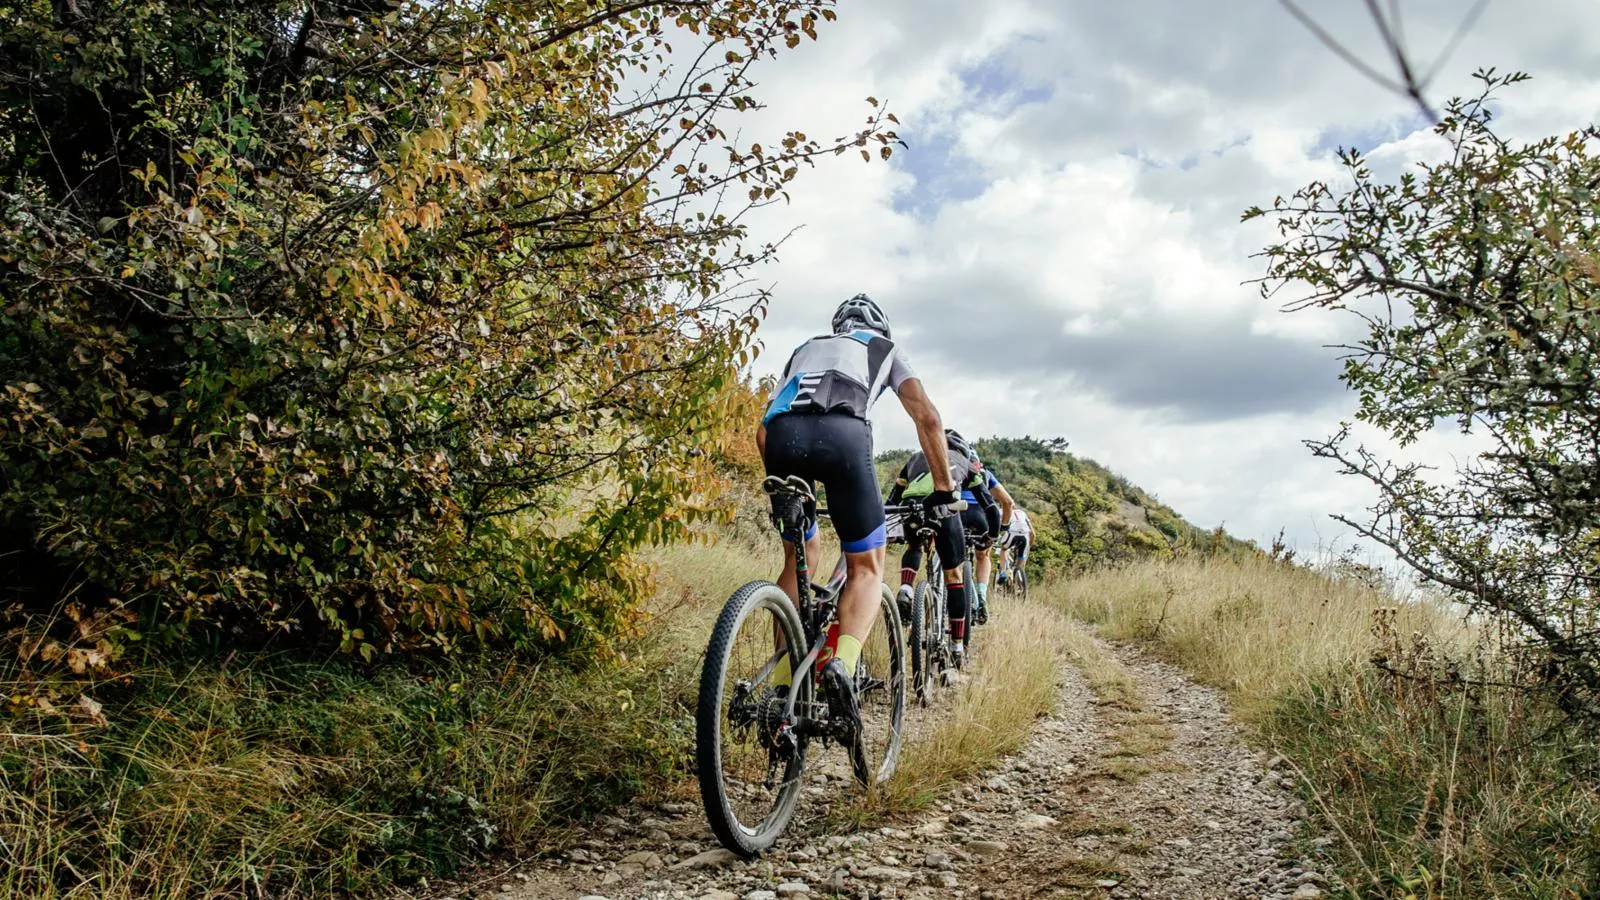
[0,0,898,669]
[1248,70,1600,724]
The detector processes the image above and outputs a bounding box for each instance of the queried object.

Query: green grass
[0,643,696,898]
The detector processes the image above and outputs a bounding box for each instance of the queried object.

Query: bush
[1251,70,1600,726]
[0,1,895,668]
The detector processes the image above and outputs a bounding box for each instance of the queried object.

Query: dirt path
[440,634,1335,900]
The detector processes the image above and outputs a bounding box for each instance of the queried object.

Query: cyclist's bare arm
[895,378,955,493]
[993,481,1016,527]
[755,423,767,458]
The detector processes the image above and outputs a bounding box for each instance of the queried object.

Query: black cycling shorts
[763,412,886,552]
[899,513,965,575]
[1008,534,1029,559]
[960,504,993,546]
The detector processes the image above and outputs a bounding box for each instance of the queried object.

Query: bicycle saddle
[762,475,816,501]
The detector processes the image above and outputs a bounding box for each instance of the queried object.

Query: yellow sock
[834,633,863,674]
[774,652,792,688]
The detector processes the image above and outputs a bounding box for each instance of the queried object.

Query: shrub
[0,1,896,668]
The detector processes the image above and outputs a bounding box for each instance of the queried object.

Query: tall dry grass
[1049,555,1468,714]
[869,599,1073,812]
[1041,556,1600,899]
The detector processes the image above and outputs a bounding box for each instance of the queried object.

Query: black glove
[923,489,962,518]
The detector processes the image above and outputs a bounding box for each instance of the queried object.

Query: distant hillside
[875,435,1258,574]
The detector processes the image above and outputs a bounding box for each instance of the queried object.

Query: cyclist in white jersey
[998,506,1033,585]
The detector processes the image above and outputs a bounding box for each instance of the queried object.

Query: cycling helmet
[832,294,891,339]
[944,428,976,461]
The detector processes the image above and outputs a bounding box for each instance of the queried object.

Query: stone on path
[672,848,742,871]
[966,840,1009,856]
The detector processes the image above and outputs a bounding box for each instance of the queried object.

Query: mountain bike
[997,536,1030,601]
[885,503,954,707]
[695,475,906,857]
[962,527,993,657]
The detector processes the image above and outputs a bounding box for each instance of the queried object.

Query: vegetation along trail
[446,605,1334,900]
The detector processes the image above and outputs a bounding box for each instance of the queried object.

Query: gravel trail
[439,632,1335,900]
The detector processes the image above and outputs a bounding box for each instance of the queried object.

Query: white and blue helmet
[832,293,891,339]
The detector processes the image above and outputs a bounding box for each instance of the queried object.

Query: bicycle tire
[848,584,906,786]
[907,580,926,706]
[696,580,811,858]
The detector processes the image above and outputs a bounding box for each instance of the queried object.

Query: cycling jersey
[891,444,976,501]
[962,465,1000,505]
[763,330,917,424]
[1007,507,1033,541]
[887,442,999,541]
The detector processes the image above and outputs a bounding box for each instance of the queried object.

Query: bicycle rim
[695,580,810,857]
[852,584,906,786]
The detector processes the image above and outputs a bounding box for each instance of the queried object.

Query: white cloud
[714,0,1600,555]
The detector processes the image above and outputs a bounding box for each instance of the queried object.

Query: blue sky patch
[1310,111,1432,158]
[890,129,990,220]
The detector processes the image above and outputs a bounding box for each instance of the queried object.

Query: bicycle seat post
[763,476,819,587]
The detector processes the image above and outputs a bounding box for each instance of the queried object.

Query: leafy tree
[1249,70,1600,724]
[0,0,898,670]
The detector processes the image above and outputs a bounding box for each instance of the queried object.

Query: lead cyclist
[755,294,961,735]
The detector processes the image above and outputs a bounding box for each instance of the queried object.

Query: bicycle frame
[762,476,851,741]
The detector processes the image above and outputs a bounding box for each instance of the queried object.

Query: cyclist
[968,460,1015,622]
[757,294,962,733]
[885,428,994,664]
[998,505,1033,586]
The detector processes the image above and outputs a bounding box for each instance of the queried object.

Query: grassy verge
[866,598,1073,814]
[1046,556,1600,898]
[0,534,772,900]
[0,640,695,898]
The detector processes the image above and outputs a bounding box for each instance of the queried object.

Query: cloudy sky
[723,0,1600,556]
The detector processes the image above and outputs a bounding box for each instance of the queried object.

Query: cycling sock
[948,617,966,640]
[774,652,792,688]
[833,633,863,674]
[900,567,916,587]
[946,580,966,615]
[977,582,989,604]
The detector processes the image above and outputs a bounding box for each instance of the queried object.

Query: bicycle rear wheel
[850,584,906,786]
[696,580,811,857]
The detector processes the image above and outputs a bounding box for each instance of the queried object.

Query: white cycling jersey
[1007,507,1032,542]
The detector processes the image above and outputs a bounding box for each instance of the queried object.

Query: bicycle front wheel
[906,580,926,707]
[696,580,811,857]
[910,578,937,705]
[851,584,906,786]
